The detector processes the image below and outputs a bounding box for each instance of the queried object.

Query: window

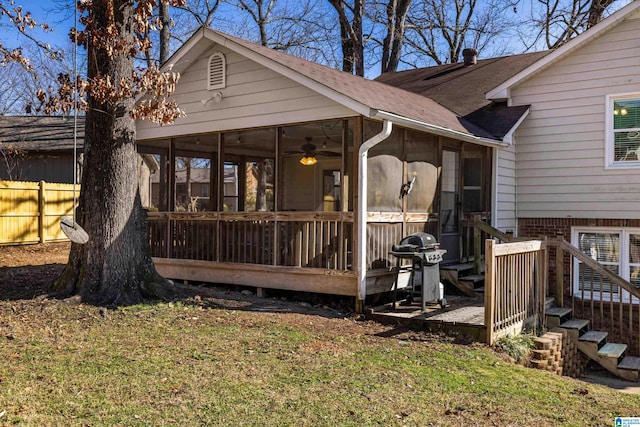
[207,52,226,90]
[572,228,640,303]
[606,94,640,168]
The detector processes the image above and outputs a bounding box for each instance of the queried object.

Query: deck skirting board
[153,257,358,296]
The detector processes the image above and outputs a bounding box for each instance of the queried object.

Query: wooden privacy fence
[0,180,78,245]
[484,239,548,345]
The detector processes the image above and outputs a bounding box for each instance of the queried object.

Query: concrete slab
[582,369,640,394]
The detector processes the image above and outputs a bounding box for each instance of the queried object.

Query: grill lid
[392,232,439,252]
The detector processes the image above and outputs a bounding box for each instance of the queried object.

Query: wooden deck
[366,295,487,341]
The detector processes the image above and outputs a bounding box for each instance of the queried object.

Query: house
[0,116,85,183]
[138,2,640,313]
[135,26,541,311]
[0,116,158,207]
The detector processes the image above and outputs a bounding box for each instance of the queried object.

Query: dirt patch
[0,242,70,300]
[0,243,406,337]
[0,243,484,346]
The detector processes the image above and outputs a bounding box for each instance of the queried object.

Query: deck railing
[147,211,353,271]
[484,239,548,345]
[147,211,441,274]
[553,237,640,356]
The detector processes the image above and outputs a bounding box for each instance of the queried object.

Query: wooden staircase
[440,262,485,298]
[546,306,640,382]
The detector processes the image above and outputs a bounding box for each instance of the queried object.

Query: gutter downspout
[357,119,392,311]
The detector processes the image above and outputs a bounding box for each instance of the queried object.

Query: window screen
[576,232,620,295]
[612,97,640,162]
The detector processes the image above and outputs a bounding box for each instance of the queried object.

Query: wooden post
[39,181,46,243]
[555,233,564,307]
[352,117,363,312]
[484,239,496,345]
[473,214,481,274]
[540,236,548,329]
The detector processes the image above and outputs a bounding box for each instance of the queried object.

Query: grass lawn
[0,295,639,426]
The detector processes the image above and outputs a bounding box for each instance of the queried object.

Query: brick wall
[519,218,640,299]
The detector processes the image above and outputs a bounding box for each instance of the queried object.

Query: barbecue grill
[390,232,447,311]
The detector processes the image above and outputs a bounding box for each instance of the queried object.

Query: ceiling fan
[284,137,341,158]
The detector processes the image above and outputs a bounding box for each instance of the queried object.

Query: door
[440,150,460,263]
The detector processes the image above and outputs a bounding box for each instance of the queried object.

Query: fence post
[484,238,496,345]
[555,233,564,307]
[39,181,46,243]
[473,214,481,274]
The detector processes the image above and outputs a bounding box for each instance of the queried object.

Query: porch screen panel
[223,128,276,212]
[280,120,345,212]
[174,156,213,212]
[367,126,403,212]
[405,130,437,213]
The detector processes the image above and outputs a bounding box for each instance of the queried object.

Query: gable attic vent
[207,52,226,90]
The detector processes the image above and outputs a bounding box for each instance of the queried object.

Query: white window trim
[571,226,640,304]
[207,52,226,91]
[605,93,640,170]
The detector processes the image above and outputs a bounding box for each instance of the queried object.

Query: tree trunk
[159,0,171,65]
[256,160,267,211]
[53,0,174,306]
[381,0,412,73]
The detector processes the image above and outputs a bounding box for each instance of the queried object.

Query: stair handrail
[471,215,536,274]
[553,238,640,302]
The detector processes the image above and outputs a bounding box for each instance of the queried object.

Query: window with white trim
[207,52,226,90]
[572,227,640,303]
[606,94,640,168]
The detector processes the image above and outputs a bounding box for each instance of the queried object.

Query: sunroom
[135,27,503,309]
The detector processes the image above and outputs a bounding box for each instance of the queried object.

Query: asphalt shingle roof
[0,116,85,152]
[375,51,550,138]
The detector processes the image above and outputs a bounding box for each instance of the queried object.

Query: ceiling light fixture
[300,137,317,166]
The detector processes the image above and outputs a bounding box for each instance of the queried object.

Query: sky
[0,0,636,84]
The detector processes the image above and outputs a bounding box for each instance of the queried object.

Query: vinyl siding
[510,13,640,219]
[495,144,517,232]
[137,44,355,140]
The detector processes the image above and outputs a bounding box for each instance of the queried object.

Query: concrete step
[546,307,572,318]
[579,330,608,349]
[544,297,555,310]
[616,357,640,382]
[560,318,589,332]
[440,263,474,273]
[546,307,573,328]
[597,343,627,359]
[458,274,485,288]
[618,356,640,371]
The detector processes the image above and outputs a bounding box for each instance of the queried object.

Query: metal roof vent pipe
[462,48,478,66]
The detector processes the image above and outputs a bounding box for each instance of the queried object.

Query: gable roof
[375,51,549,139]
[487,0,640,100]
[0,116,85,152]
[163,27,505,146]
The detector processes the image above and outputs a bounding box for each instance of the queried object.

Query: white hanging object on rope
[60,216,89,244]
[60,1,89,244]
